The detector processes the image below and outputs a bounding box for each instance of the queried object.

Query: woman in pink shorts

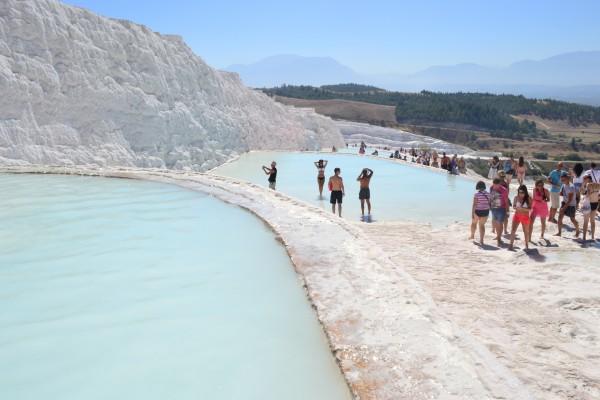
[530,179,550,239]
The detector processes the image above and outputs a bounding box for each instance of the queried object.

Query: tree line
[262,84,600,140]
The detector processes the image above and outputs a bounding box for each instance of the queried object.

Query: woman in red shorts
[530,179,550,239]
[509,185,532,250]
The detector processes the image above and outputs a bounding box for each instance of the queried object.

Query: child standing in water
[357,168,374,220]
[509,185,532,250]
[314,159,328,199]
[470,181,490,245]
[328,168,345,217]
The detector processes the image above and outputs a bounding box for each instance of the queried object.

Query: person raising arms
[328,168,345,217]
[314,159,328,198]
[262,161,277,190]
[357,168,374,220]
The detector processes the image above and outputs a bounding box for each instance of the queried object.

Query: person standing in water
[314,159,328,198]
[262,161,277,190]
[357,168,374,220]
[509,185,532,251]
[470,181,490,245]
[530,179,550,239]
[328,168,345,217]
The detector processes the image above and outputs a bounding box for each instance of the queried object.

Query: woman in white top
[581,174,600,241]
[488,156,501,180]
[509,185,532,251]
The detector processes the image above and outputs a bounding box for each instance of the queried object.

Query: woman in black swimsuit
[314,159,328,198]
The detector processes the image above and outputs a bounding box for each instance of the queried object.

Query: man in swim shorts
[556,171,580,237]
[357,168,373,219]
[547,161,564,223]
[329,168,345,217]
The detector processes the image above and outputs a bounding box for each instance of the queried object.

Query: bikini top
[514,198,530,209]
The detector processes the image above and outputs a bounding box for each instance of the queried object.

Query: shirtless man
[328,168,345,217]
[357,168,374,219]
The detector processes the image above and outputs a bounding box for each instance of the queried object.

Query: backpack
[490,188,502,208]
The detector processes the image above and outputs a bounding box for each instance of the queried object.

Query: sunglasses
[518,191,526,194]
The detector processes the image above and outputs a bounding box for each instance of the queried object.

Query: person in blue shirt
[547,161,564,223]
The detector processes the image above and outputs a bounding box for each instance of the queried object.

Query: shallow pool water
[212,151,477,224]
[0,174,351,400]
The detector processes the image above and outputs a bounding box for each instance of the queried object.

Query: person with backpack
[490,178,509,246]
[470,181,491,245]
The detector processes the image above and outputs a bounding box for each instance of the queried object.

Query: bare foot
[575,229,581,238]
[553,232,561,237]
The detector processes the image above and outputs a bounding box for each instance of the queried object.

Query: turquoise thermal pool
[0,174,351,400]
[212,151,476,224]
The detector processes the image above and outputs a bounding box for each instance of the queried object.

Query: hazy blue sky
[63,0,600,73]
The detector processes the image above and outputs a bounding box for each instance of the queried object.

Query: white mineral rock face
[0,0,344,170]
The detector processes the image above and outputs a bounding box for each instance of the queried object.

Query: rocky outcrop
[0,0,343,170]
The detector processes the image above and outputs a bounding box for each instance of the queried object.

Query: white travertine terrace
[0,0,343,170]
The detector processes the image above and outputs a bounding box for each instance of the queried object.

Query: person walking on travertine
[328,168,345,217]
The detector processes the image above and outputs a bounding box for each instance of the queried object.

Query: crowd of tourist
[471,160,600,250]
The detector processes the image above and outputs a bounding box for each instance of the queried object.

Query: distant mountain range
[224,51,600,106]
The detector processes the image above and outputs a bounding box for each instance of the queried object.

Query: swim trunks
[563,205,576,218]
[330,190,343,204]
[359,187,370,200]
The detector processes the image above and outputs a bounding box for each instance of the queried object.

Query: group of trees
[262,84,600,140]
